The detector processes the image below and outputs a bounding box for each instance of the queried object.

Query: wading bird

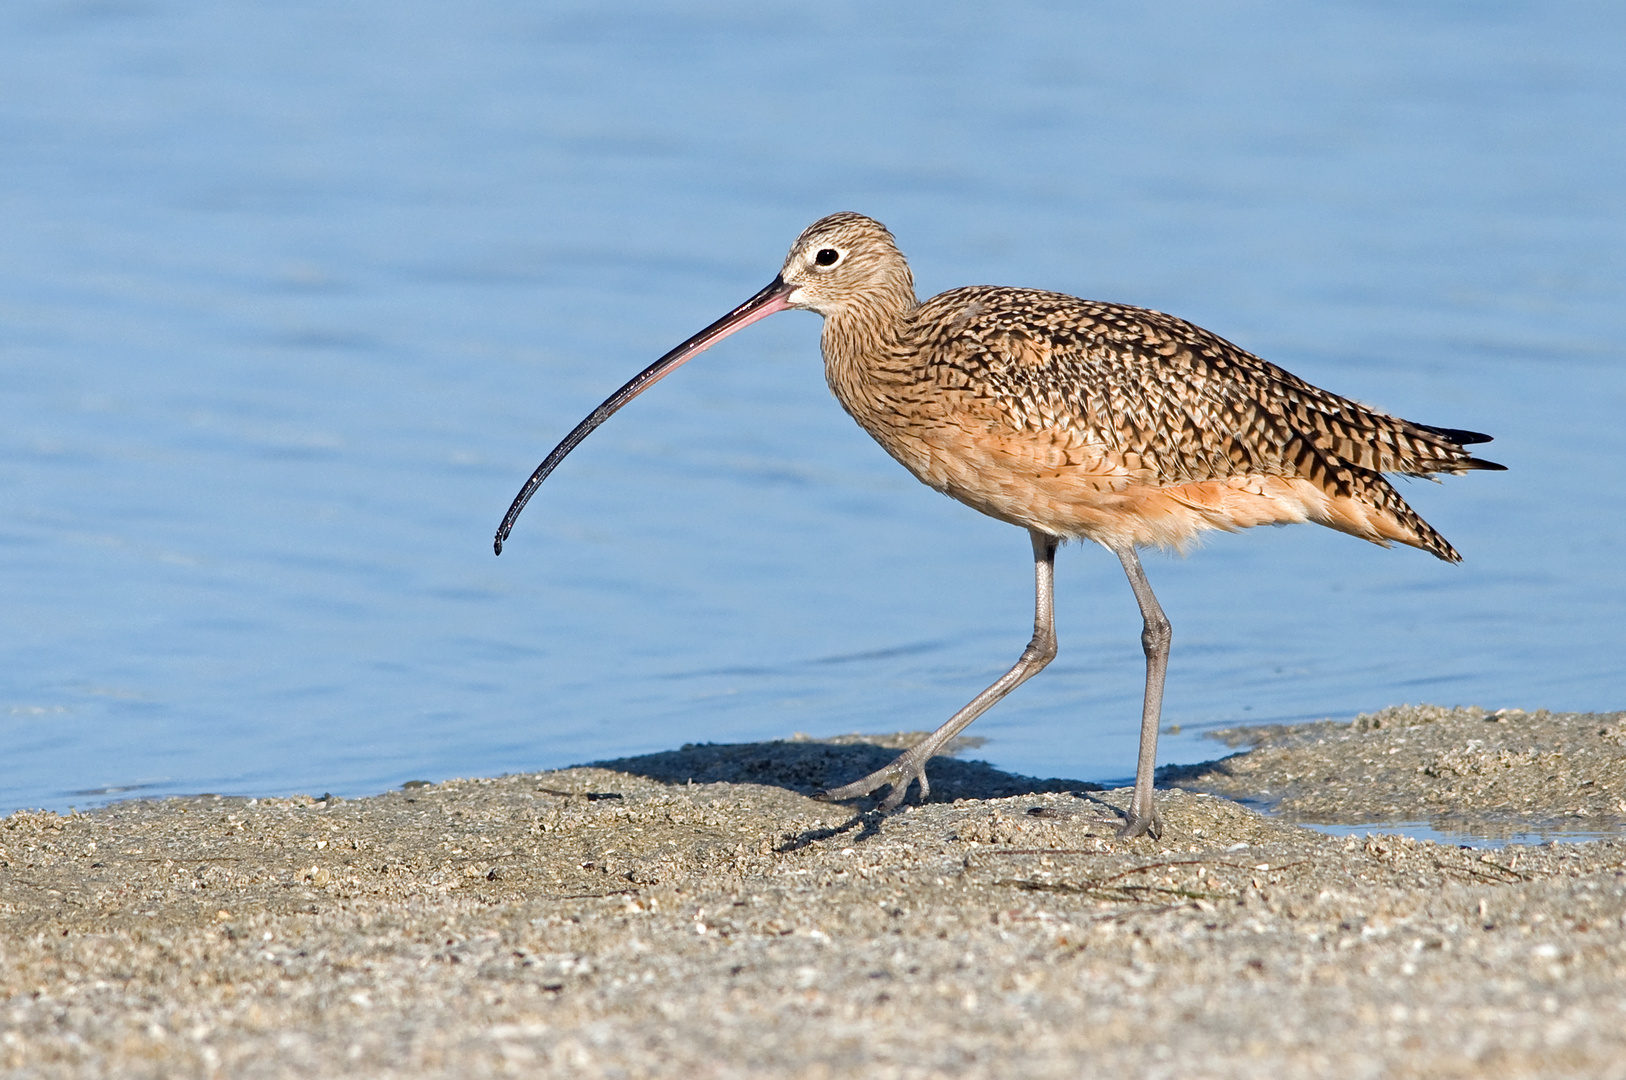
[495,213,1502,838]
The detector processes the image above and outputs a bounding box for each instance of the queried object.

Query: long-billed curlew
[495,212,1503,838]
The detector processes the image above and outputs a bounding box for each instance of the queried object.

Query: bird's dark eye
[814,248,840,266]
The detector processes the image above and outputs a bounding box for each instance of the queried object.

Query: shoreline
[3,704,1624,1078]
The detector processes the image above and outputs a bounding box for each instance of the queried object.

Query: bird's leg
[819,529,1060,811]
[1114,545,1168,839]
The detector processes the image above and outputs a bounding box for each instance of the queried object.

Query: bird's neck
[820,283,919,427]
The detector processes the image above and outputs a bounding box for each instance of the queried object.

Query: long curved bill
[494,274,796,554]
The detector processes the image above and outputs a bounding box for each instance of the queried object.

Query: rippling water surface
[3,2,1623,812]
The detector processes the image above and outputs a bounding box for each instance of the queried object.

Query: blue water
[1296,823,1615,850]
[3,2,1623,813]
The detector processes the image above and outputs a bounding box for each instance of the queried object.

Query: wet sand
[3,705,1624,1078]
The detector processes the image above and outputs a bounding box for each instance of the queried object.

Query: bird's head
[778,212,917,319]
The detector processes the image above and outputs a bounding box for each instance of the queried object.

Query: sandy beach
[3,704,1624,1078]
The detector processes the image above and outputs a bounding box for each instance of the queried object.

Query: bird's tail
[1323,471,1462,563]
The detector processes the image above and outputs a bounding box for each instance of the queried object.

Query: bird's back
[825,285,1500,560]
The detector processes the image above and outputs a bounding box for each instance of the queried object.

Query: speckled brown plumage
[497,210,1504,839]
[797,212,1502,563]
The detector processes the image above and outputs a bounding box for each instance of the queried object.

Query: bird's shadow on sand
[590,734,1107,850]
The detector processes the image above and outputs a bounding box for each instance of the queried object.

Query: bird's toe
[819,758,928,812]
[876,781,910,812]
[1115,808,1164,840]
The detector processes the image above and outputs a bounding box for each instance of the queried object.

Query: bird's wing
[912,287,1498,489]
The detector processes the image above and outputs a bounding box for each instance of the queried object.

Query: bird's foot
[1115,803,1163,840]
[816,749,932,812]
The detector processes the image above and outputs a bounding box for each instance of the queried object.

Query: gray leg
[1114,545,1168,839]
[820,529,1060,811]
